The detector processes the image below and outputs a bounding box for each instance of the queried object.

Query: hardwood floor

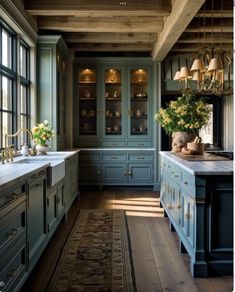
[22,189,233,292]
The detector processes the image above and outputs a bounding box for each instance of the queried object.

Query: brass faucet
[2,128,33,163]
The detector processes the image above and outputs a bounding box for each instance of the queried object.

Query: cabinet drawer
[0,201,26,253]
[127,141,152,148]
[0,183,26,211]
[29,169,47,183]
[0,236,26,292]
[79,152,101,163]
[181,170,195,195]
[103,154,127,162]
[128,154,154,162]
[103,141,125,148]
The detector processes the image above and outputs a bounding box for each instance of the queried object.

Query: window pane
[2,76,12,110]
[2,29,12,69]
[199,104,213,144]
[20,115,27,146]
[20,84,27,113]
[20,44,27,78]
[2,112,12,147]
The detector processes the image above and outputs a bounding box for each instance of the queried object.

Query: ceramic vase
[36,144,49,155]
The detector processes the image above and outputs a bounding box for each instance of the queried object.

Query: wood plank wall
[222,94,234,150]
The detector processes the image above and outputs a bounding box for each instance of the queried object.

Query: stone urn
[171,132,195,153]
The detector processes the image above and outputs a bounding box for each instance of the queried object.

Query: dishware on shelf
[89,110,95,117]
[81,110,87,117]
[113,125,120,131]
[136,109,142,117]
[115,111,121,117]
[83,89,91,98]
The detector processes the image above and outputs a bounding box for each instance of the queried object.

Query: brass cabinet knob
[177,204,181,209]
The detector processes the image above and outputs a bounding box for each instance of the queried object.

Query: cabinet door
[104,68,124,137]
[79,164,101,183]
[128,67,151,140]
[102,164,127,183]
[47,188,57,234]
[27,176,47,268]
[78,68,97,137]
[128,163,153,183]
[181,191,195,248]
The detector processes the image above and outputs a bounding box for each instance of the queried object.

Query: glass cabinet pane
[78,68,97,135]
[130,69,148,136]
[105,68,122,135]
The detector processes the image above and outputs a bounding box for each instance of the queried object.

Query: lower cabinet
[79,150,154,188]
[160,154,233,277]
[64,153,79,212]
[0,152,79,291]
[0,180,27,292]
[47,180,64,237]
[27,169,47,270]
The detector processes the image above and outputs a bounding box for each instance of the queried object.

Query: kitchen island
[159,151,233,277]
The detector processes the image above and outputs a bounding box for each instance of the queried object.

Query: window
[0,20,30,149]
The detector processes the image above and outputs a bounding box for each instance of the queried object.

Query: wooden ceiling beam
[24,0,171,15]
[64,32,157,44]
[185,26,233,33]
[71,43,153,52]
[26,10,170,17]
[38,16,163,33]
[152,0,206,61]
[170,43,233,52]
[196,10,233,18]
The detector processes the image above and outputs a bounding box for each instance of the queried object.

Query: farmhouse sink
[13,156,65,186]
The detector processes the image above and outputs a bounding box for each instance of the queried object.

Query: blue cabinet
[79,150,154,188]
[75,58,157,188]
[160,153,233,277]
[27,169,47,270]
[0,180,27,292]
[74,58,155,149]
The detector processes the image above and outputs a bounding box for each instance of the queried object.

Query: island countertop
[159,151,233,175]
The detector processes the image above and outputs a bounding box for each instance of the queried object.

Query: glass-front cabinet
[129,68,149,137]
[104,68,122,136]
[75,59,154,148]
[78,68,97,136]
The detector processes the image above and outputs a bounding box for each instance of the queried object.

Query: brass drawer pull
[177,204,181,209]
[97,171,101,175]
[111,143,117,146]
[7,267,18,278]
[128,171,132,176]
[175,174,179,178]
[137,143,144,146]
[184,181,188,185]
[186,213,191,219]
[7,228,18,236]
[137,157,144,159]
[110,157,118,159]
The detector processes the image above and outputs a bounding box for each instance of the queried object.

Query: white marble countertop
[78,148,155,151]
[159,151,233,175]
[0,151,78,190]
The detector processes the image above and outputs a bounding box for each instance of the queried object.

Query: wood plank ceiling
[24,0,233,61]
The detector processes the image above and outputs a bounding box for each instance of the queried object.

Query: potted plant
[154,93,212,152]
[32,120,54,154]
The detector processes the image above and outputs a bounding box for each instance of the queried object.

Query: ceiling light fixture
[173,0,232,96]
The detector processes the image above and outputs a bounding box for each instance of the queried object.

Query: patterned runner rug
[47,209,135,292]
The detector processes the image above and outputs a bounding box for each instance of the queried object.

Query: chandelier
[173,0,233,96]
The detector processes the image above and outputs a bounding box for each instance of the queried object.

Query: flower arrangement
[154,94,212,135]
[32,120,54,146]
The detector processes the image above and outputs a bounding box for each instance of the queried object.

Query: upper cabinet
[129,68,149,137]
[37,36,69,150]
[78,68,97,136]
[74,58,156,149]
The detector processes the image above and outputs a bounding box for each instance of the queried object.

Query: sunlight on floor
[110,197,164,218]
